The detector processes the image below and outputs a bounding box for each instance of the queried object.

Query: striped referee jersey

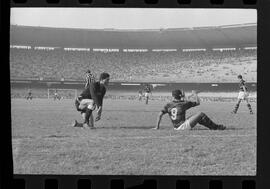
[85,73,96,88]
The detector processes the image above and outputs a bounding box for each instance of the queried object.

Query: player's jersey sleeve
[161,103,170,114]
[185,101,198,110]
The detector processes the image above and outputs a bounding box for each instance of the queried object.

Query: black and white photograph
[10,8,257,175]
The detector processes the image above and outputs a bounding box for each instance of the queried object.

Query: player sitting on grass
[153,89,226,130]
[73,72,110,129]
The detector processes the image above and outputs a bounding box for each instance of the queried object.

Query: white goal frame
[47,88,78,99]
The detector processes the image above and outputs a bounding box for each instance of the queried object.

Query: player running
[144,84,152,105]
[231,75,253,114]
[73,72,110,129]
[26,88,33,100]
[153,89,226,130]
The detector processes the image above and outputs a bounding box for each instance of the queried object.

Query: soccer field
[11,98,256,175]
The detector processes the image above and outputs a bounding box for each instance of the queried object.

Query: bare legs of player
[146,96,149,105]
[73,112,94,128]
[82,110,95,129]
[232,99,253,114]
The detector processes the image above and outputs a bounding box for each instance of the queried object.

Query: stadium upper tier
[10,48,257,82]
[10,24,256,49]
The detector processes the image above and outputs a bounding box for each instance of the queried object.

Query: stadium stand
[10,48,256,82]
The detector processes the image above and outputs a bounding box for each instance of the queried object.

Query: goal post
[47,88,78,99]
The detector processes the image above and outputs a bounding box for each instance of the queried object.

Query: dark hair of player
[86,69,91,73]
[99,72,110,80]
[172,89,183,100]
[237,75,242,79]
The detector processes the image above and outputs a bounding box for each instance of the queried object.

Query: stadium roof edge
[10,23,256,32]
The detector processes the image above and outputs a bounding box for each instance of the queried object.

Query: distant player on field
[144,84,152,105]
[153,89,226,130]
[53,90,61,100]
[138,90,143,101]
[84,69,96,89]
[26,88,33,100]
[73,72,110,129]
[231,75,253,114]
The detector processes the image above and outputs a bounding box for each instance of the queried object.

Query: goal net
[47,88,78,99]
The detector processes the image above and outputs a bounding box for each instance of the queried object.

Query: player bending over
[231,75,253,114]
[73,72,110,129]
[153,89,226,130]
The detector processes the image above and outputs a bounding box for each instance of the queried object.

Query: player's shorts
[79,99,96,110]
[174,120,191,131]
[144,92,150,98]
[238,91,249,100]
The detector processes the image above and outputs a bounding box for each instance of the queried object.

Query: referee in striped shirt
[85,69,96,89]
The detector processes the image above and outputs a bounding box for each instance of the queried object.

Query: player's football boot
[83,123,95,129]
[72,120,78,127]
[216,124,226,130]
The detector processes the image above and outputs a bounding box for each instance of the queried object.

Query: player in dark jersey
[153,89,226,130]
[232,75,253,114]
[26,89,33,100]
[144,84,152,105]
[73,72,110,129]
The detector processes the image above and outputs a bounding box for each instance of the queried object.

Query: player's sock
[72,120,79,127]
[247,103,253,114]
[84,108,92,125]
[232,102,240,113]
[198,113,220,130]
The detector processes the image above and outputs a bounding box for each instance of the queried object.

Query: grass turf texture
[11,98,256,175]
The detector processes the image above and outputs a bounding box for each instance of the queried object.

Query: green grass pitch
[11,98,256,175]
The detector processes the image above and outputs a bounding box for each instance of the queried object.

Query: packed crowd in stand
[10,48,257,82]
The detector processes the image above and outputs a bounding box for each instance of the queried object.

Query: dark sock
[247,103,253,113]
[84,108,92,124]
[233,102,240,113]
